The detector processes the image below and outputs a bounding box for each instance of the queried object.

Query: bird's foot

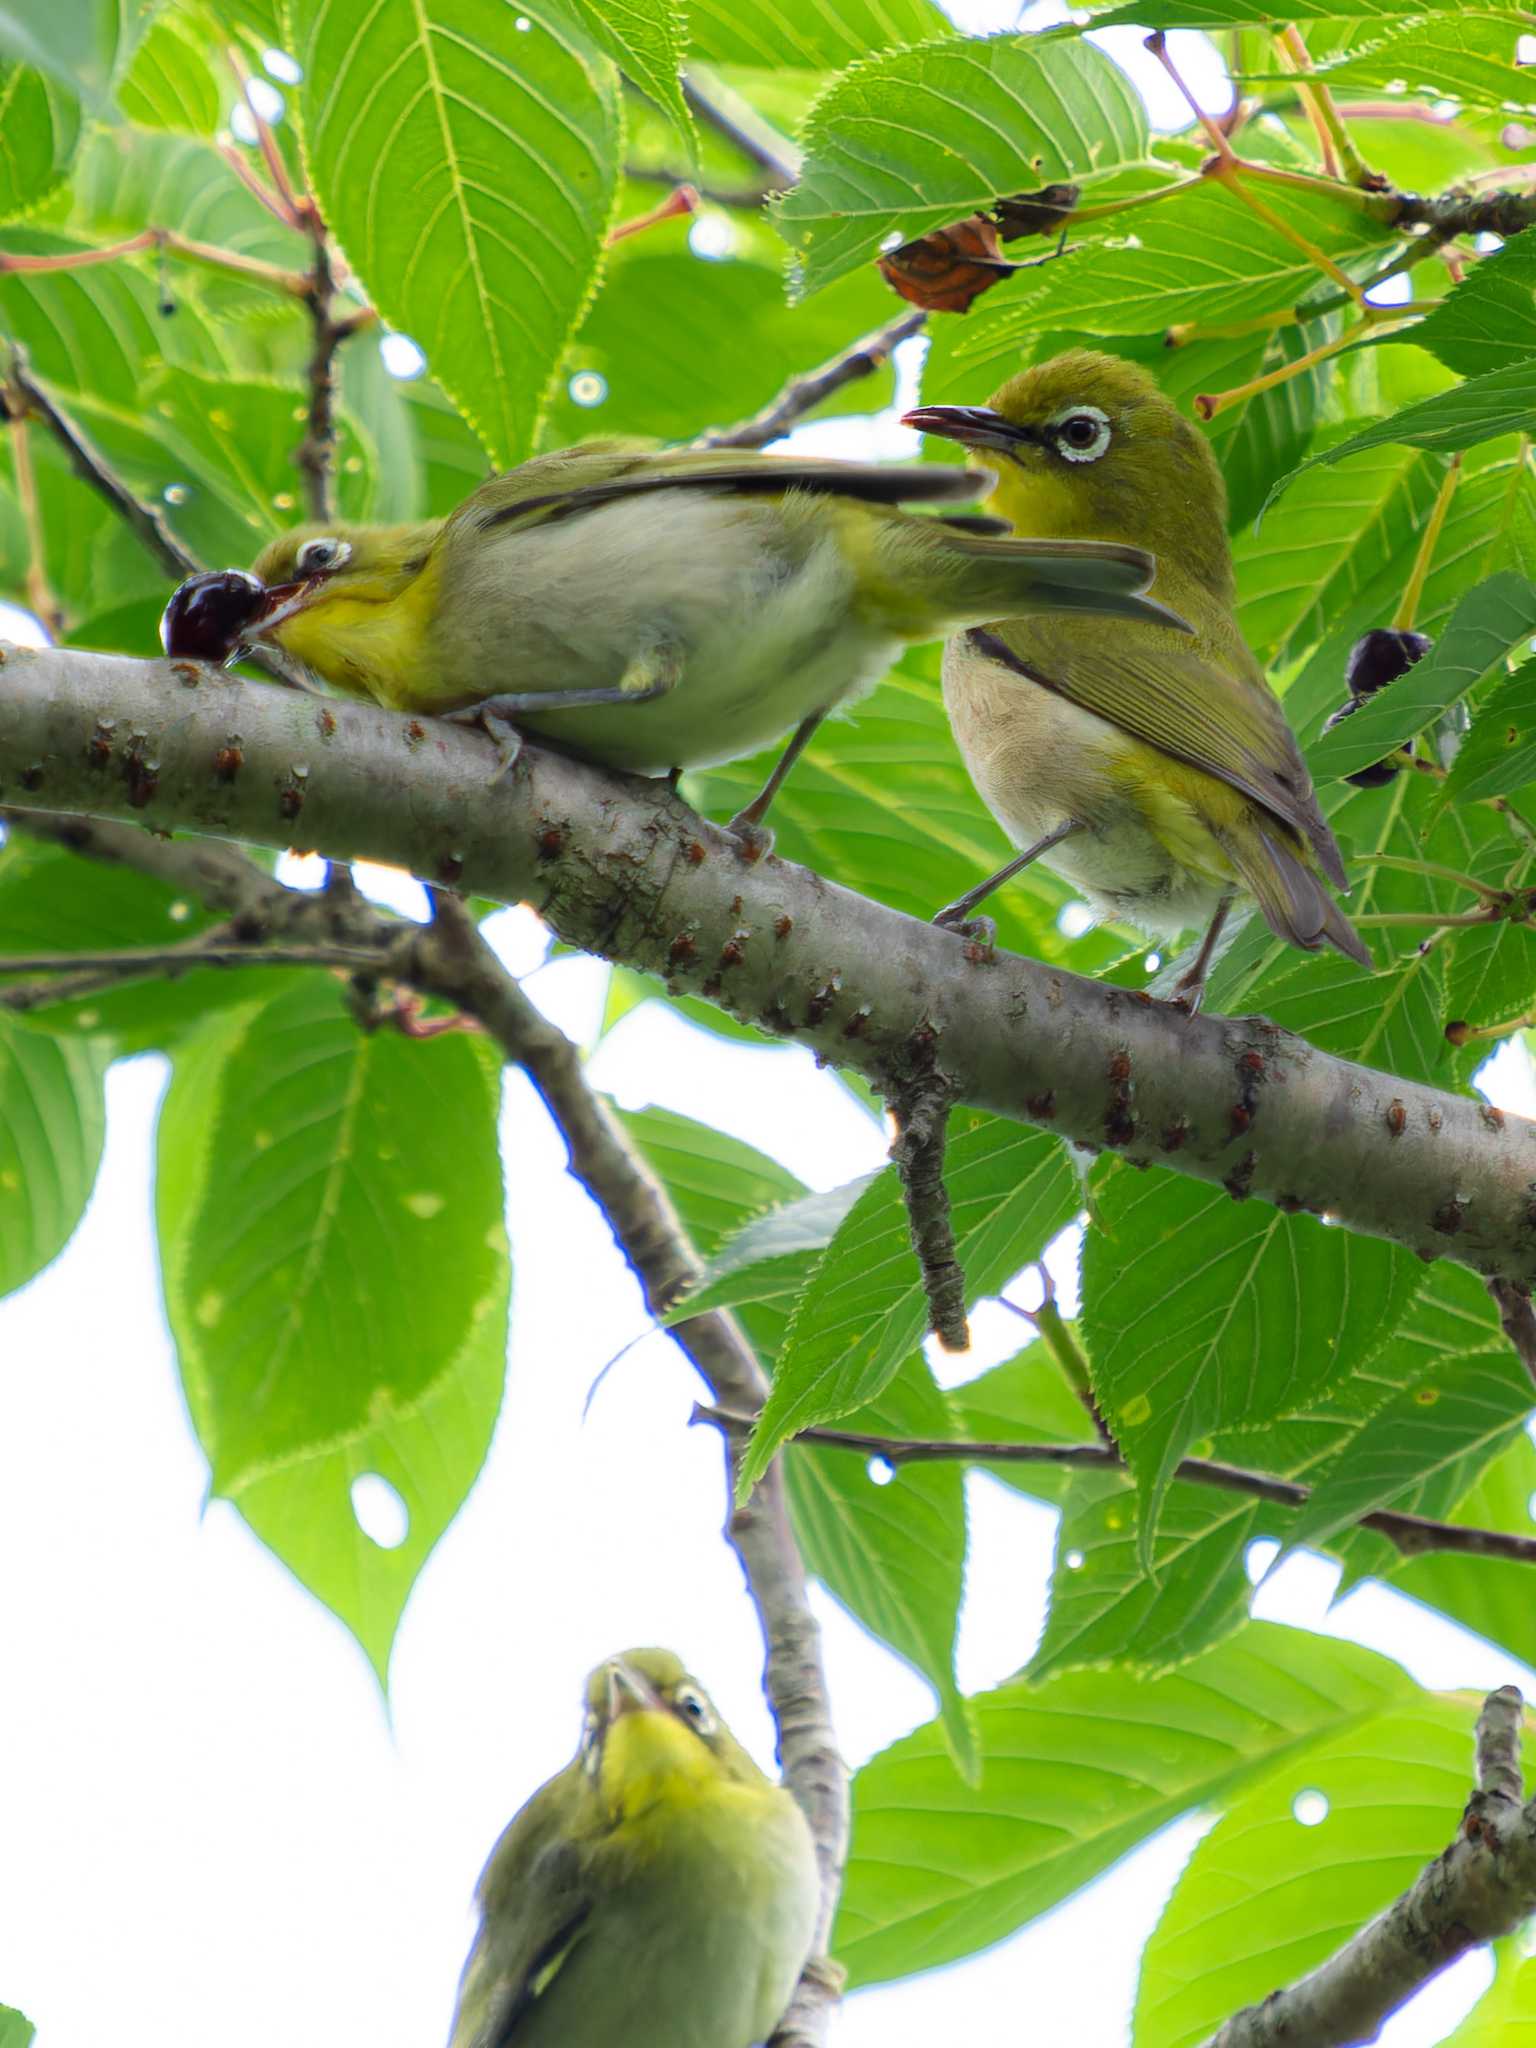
[933,905,998,954]
[725,812,775,862]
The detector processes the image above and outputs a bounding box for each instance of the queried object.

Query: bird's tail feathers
[935,530,1191,635]
[1237,827,1373,970]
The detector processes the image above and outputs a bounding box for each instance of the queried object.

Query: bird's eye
[296,536,351,575]
[673,1686,716,1735]
[1047,406,1112,464]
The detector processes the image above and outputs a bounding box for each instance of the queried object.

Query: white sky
[3,9,1534,2045]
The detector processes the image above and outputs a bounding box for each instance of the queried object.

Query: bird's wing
[453,446,993,535]
[978,620,1348,889]
[449,1779,597,2048]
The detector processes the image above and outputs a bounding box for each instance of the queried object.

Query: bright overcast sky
[3,8,1534,2046]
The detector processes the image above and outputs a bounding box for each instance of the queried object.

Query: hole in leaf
[1293,1789,1329,1827]
[867,1457,895,1487]
[351,1474,409,1550]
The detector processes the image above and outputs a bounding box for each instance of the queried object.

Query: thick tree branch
[0,804,846,2048]
[6,647,1536,1293]
[1204,1686,1536,2048]
[694,1410,1536,1568]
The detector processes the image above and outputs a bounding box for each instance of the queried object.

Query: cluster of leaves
[7,0,1536,2037]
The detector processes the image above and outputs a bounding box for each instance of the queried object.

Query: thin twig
[691,1410,1536,1569]
[692,311,926,450]
[7,350,197,581]
[297,219,343,524]
[1204,1687,1536,2048]
[0,228,311,297]
[683,76,799,187]
[5,395,62,637]
[624,162,770,210]
[0,936,390,1011]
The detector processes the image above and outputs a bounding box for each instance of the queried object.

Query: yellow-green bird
[160,440,1182,843]
[905,350,1370,1001]
[445,1647,820,2048]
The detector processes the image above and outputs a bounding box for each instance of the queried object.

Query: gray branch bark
[1205,1687,1536,2048]
[6,643,1536,1289]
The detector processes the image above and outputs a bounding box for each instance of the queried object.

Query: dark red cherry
[1345,627,1432,699]
[160,569,266,661]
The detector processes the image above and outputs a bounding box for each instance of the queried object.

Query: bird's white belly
[942,632,1225,941]
[440,491,898,773]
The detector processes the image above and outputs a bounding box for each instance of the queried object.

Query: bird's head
[579,1649,766,1819]
[160,522,439,668]
[905,349,1229,593]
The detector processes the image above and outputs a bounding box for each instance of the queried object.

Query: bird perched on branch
[905,350,1370,1004]
[160,440,1183,848]
[444,1647,819,2048]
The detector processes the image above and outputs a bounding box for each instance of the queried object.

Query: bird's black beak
[903,404,1037,454]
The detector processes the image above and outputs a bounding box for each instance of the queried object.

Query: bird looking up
[444,1647,820,2048]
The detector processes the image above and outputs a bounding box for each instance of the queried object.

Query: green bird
[445,1648,820,2048]
[160,440,1182,844]
[905,350,1371,1003]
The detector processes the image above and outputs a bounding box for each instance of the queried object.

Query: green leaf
[546,252,900,447]
[949,1336,1098,1509]
[0,0,133,102]
[1442,915,1536,1040]
[1442,656,1536,806]
[1414,228,1536,379]
[1311,572,1536,780]
[1235,443,1446,672]
[1134,1694,1480,2048]
[664,1177,877,1323]
[1082,1165,1422,1542]
[1276,365,1536,513]
[286,0,622,466]
[965,179,1388,346]
[0,2005,35,2048]
[0,830,268,1053]
[0,63,80,217]
[156,977,508,1682]
[1392,1432,1536,1670]
[116,10,224,133]
[776,32,1148,297]
[615,1102,804,1257]
[835,1622,1416,1988]
[1285,1348,1534,1555]
[1029,1468,1258,1682]
[0,1014,107,1303]
[1094,0,1482,22]
[786,1353,976,1777]
[742,1114,1079,1491]
[1294,12,1536,116]
[563,0,691,140]
[1440,1942,1536,2046]
[687,0,950,69]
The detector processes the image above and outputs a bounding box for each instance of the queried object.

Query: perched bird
[905,351,1370,1002]
[159,440,1182,844]
[445,1647,819,2048]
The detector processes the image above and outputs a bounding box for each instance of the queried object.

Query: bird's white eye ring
[673,1685,716,1735]
[1046,405,1111,464]
[296,536,351,574]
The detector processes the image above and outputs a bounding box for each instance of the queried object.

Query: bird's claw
[726,812,775,862]
[934,907,997,953]
[444,702,525,782]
